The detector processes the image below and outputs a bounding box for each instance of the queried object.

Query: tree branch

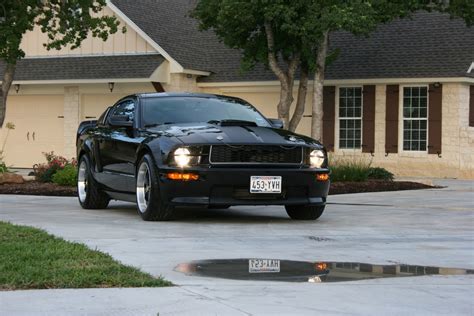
[264,21,288,85]
[289,63,309,132]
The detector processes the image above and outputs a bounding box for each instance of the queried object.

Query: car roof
[136,92,229,99]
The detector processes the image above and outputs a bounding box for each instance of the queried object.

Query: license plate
[250,176,282,194]
[249,259,281,273]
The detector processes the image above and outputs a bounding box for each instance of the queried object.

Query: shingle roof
[111,0,473,82]
[0,54,164,81]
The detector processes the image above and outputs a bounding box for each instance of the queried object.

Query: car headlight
[174,147,191,168]
[310,149,325,168]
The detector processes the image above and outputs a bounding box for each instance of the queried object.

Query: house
[0,0,473,178]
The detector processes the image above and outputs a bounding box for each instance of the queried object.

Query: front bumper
[159,166,330,206]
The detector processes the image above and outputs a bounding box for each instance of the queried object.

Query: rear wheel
[136,154,174,221]
[285,205,325,220]
[77,154,109,209]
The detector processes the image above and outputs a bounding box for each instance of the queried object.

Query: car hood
[147,123,322,148]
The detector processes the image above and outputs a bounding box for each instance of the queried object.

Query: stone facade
[163,73,199,92]
[329,83,474,179]
[63,87,81,160]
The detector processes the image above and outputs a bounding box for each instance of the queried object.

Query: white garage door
[81,94,126,121]
[0,95,64,168]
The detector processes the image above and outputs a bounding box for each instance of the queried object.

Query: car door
[98,98,140,193]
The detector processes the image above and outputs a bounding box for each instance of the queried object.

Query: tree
[0,0,121,127]
[307,0,474,140]
[192,0,312,131]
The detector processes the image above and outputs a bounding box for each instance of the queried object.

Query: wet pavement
[0,179,473,315]
[175,259,474,283]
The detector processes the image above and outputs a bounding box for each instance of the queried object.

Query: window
[112,99,135,121]
[402,87,428,151]
[339,87,362,149]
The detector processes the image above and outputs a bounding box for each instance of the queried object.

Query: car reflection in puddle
[175,259,474,283]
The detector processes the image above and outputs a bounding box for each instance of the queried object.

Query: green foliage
[330,157,371,182]
[33,151,77,183]
[368,167,394,181]
[193,0,472,72]
[0,221,172,290]
[329,156,394,182]
[52,164,78,187]
[0,160,8,173]
[0,0,120,64]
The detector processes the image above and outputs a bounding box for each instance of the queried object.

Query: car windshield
[141,96,271,127]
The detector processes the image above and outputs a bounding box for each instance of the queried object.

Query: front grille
[210,145,303,164]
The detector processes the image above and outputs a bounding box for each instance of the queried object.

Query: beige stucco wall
[20,7,156,57]
[0,83,156,167]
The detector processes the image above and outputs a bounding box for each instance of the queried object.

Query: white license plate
[249,259,281,273]
[250,176,282,194]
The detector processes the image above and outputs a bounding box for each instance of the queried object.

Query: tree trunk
[311,31,329,140]
[0,63,16,128]
[264,21,299,129]
[288,64,309,132]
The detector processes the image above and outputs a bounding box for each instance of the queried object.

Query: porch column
[63,86,80,160]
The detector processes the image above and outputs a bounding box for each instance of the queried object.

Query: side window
[112,99,135,121]
[339,87,363,149]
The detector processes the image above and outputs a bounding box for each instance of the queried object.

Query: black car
[76,93,330,221]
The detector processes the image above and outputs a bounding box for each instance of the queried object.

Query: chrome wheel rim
[78,160,88,203]
[136,162,152,213]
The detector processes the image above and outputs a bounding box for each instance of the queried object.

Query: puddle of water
[175,259,473,283]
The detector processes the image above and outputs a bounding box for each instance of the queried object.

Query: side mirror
[269,118,284,129]
[109,115,133,127]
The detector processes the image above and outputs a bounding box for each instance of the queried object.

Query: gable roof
[111,0,473,82]
[0,55,164,82]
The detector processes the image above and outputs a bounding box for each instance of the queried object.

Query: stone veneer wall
[330,83,473,179]
[162,73,199,92]
[63,86,80,160]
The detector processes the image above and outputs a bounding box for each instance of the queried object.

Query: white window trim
[398,84,429,154]
[335,85,364,152]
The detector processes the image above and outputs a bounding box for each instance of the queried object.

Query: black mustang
[76,93,330,221]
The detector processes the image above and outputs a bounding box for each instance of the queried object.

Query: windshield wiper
[207,119,257,127]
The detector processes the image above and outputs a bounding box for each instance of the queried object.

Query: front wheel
[136,154,174,221]
[285,205,325,220]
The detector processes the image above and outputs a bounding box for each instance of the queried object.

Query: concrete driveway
[0,180,473,315]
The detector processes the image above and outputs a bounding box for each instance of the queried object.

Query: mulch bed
[0,180,436,197]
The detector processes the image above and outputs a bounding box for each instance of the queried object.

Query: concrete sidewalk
[0,179,473,315]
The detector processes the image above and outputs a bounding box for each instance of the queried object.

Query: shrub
[52,164,78,187]
[368,167,394,181]
[33,152,76,183]
[0,160,8,173]
[329,156,371,182]
[329,155,394,182]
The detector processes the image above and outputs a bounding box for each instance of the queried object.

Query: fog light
[167,172,199,181]
[316,173,329,181]
[315,262,328,270]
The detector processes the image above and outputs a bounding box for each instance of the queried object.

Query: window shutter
[428,84,442,155]
[385,85,399,154]
[322,86,336,151]
[362,85,376,153]
[470,85,474,127]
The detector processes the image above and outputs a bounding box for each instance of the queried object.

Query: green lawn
[0,221,172,290]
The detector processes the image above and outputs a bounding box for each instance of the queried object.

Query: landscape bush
[33,152,77,183]
[367,167,394,181]
[52,164,78,187]
[329,155,393,182]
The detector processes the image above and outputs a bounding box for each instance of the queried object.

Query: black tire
[77,154,110,209]
[285,205,325,220]
[136,154,174,221]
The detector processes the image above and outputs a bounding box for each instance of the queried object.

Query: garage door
[81,94,126,121]
[0,95,64,168]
